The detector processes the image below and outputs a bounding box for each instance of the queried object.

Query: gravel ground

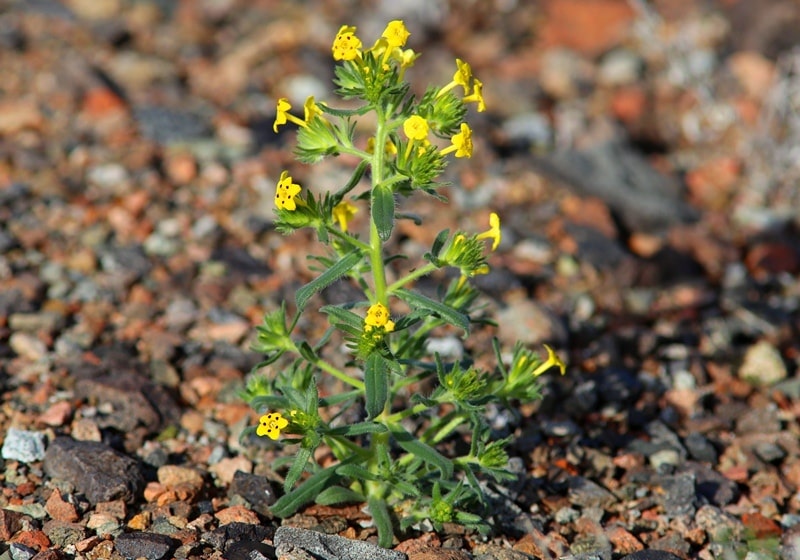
[1,1,800,559]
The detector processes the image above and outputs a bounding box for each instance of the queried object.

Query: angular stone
[274,526,407,560]
[229,471,276,515]
[43,437,144,505]
[567,477,618,509]
[114,532,176,560]
[1,428,47,463]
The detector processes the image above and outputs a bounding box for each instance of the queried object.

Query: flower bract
[257,412,289,440]
[275,171,302,211]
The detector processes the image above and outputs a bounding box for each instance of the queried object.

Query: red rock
[165,151,198,185]
[0,100,43,134]
[561,195,617,239]
[11,529,51,551]
[746,242,800,277]
[38,401,73,427]
[45,489,79,522]
[0,508,24,540]
[81,88,127,119]
[214,505,260,526]
[31,550,63,560]
[742,512,782,539]
[611,86,648,124]
[606,524,644,554]
[539,0,635,56]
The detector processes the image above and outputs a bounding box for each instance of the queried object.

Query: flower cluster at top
[269,20,486,223]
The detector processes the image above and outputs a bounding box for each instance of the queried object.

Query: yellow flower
[332,25,362,61]
[367,137,398,156]
[332,200,358,232]
[403,115,429,141]
[364,303,395,332]
[275,171,302,211]
[440,123,473,158]
[273,97,323,133]
[381,20,410,49]
[475,212,501,251]
[530,345,567,377]
[303,96,324,122]
[463,78,486,112]
[257,412,289,440]
[438,58,473,97]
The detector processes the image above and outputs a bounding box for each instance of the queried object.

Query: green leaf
[319,389,360,408]
[284,445,313,492]
[270,465,341,518]
[394,288,469,333]
[327,421,389,437]
[391,425,454,478]
[320,305,364,332]
[335,463,380,481]
[372,183,395,242]
[296,251,362,311]
[368,496,395,549]
[365,353,389,420]
[336,160,370,201]
[297,341,318,362]
[316,486,366,506]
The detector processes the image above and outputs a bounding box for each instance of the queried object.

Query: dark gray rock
[133,106,211,145]
[679,462,739,506]
[597,367,642,405]
[201,522,273,552]
[273,526,407,560]
[74,373,180,435]
[115,532,177,560]
[657,472,696,517]
[532,133,696,234]
[620,550,683,560]
[567,477,618,509]
[683,432,718,463]
[43,437,144,505]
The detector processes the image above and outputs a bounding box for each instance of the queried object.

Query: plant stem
[314,358,364,391]
[386,262,438,294]
[369,113,390,305]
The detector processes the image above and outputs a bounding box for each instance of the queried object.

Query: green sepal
[296,251,362,311]
[365,352,389,419]
[394,287,469,334]
[372,183,395,242]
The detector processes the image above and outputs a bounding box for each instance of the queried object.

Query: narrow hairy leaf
[327,421,388,436]
[283,446,312,492]
[391,425,454,478]
[296,251,361,311]
[365,353,389,419]
[271,466,340,517]
[320,305,364,331]
[316,486,366,506]
[368,496,395,549]
[372,183,395,241]
[394,287,469,333]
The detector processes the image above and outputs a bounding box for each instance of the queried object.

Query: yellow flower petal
[382,20,410,49]
[275,171,302,211]
[332,25,362,61]
[475,212,501,251]
[403,115,429,141]
[257,412,289,440]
